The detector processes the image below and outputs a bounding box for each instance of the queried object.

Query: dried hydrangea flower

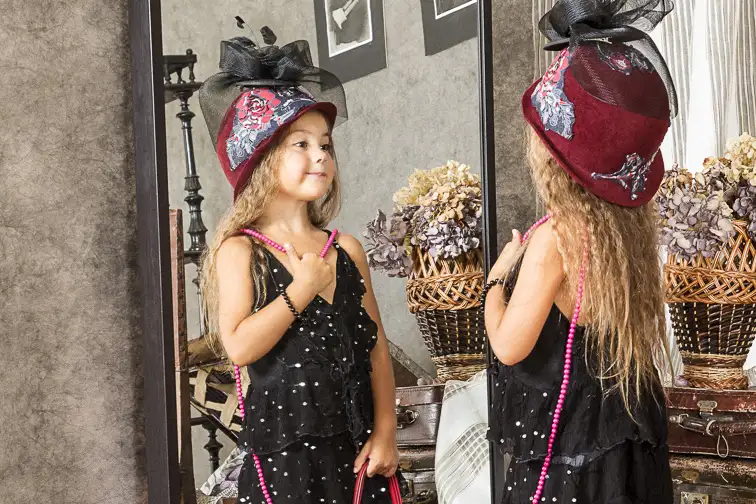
[734,184,756,241]
[657,166,736,260]
[363,210,413,277]
[366,161,484,272]
[411,209,482,258]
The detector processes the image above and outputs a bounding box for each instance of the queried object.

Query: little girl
[485,1,677,503]
[198,34,400,503]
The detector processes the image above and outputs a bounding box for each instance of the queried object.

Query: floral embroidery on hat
[226,87,317,170]
[591,151,657,200]
[595,43,653,75]
[532,49,575,140]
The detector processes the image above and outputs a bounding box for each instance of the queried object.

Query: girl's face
[277,111,335,201]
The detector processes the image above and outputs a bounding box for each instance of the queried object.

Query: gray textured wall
[0,0,147,502]
[491,1,536,501]
[492,0,539,250]
[162,0,481,483]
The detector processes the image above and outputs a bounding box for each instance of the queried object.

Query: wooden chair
[170,209,198,504]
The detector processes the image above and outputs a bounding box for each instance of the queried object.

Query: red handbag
[353,462,403,503]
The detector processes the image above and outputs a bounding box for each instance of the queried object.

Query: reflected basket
[405,247,486,382]
[665,220,756,390]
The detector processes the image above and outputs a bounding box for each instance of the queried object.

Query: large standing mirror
[132,0,494,502]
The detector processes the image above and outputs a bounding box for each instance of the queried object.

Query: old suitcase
[666,387,756,458]
[396,384,444,504]
[396,385,444,446]
[399,447,437,504]
[672,455,756,503]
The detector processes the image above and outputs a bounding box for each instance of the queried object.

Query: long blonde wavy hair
[199,126,342,359]
[512,127,671,412]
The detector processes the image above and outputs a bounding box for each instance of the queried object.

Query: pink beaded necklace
[241,228,339,259]
[519,215,589,503]
[233,227,338,504]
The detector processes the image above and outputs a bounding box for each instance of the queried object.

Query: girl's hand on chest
[282,242,335,299]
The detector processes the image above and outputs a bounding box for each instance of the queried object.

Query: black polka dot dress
[237,236,399,504]
[488,261,673,504]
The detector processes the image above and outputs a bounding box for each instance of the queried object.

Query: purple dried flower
[363,210,413,278]
[656,174,735,260]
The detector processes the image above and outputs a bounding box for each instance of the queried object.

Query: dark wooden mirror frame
[128,0,499,502]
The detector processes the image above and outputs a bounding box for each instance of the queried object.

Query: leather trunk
[672,455,756,503]
[399,447,437,504]
[666,387,756,459]
[396,385,444,504]
[396,385,444,446]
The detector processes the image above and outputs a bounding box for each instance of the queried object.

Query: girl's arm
[338,233,399,478]
[484,222,564,365]
[216,236,327,366]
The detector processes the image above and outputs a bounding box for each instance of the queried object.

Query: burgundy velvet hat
[523,0,678,207]
[200,33,347,200]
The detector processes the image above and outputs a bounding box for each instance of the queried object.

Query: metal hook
[716,433,730,458]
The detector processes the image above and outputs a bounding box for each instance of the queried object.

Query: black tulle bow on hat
[536,0,677,117]
[199,25,347,149]
[539,0,674,50]
[218,36,319,87]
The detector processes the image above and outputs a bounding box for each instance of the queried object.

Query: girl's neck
[255,198,317,236]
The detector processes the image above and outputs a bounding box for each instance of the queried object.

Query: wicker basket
[405,247,486,382]
[665,220,756,390]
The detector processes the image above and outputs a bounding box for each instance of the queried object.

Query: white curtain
[652,0,756,172]
[532,0,557,78]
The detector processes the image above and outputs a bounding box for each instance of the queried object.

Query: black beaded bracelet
[480,278,506,311]
[280,289,301,319]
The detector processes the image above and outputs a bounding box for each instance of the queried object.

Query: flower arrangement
[363,161,483,277]
[656,133,756,259]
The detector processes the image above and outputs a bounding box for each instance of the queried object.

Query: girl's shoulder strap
[320,228,339,256]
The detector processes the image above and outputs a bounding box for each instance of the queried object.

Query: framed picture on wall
[420,0,478,56]
[314,0,387,83]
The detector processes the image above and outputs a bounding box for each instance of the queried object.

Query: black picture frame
[313,0,387,83]
[421,0,479,56]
